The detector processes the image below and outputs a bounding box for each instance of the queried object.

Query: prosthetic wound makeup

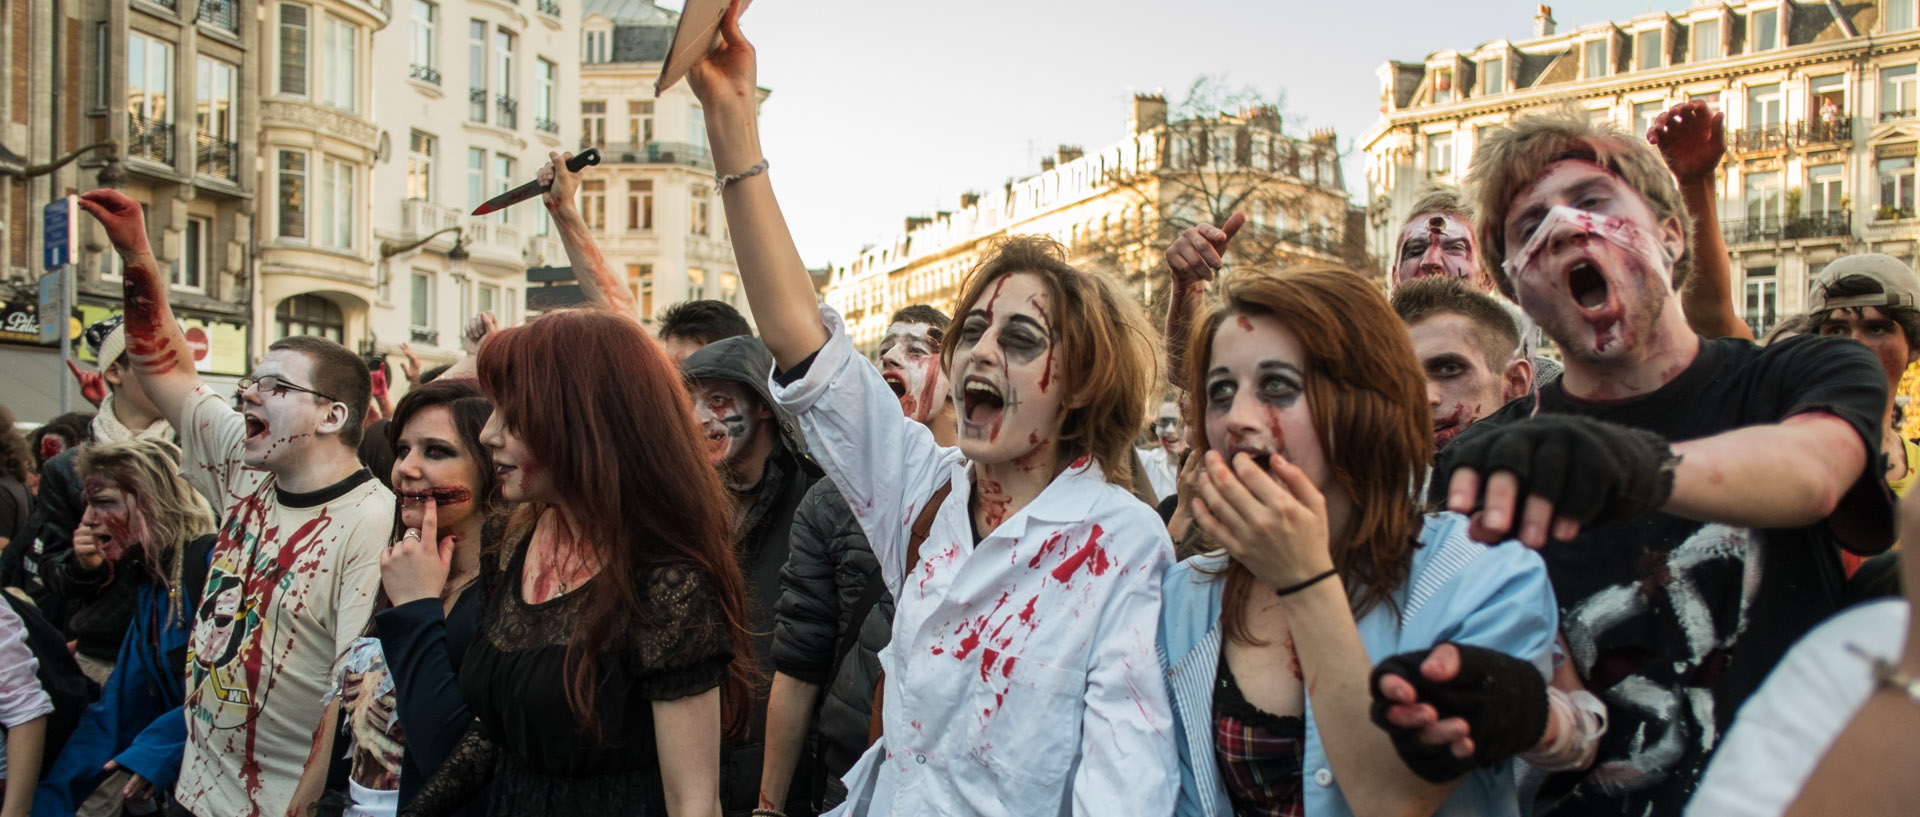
[1395,214,1477,287]
[1503,205,1672,295]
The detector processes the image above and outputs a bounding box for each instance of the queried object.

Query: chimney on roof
[1040,157,1056,172]
[961,191,981,209]
[1534,5,1556,37]
[1130,94,1168,134]
[1057,145,1084,164]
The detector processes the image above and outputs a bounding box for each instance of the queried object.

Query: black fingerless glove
[1368,643,1551,783]
[1442,414,1677,528]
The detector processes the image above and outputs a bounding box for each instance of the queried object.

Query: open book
[655,0,755,96]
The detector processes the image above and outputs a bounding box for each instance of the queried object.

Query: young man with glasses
[77,190,394,817]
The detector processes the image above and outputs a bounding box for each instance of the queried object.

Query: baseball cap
[1807,253,1920,313]
[85,314,127,373]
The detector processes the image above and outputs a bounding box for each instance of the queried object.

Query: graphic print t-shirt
[1442,336,1894,817]
[174,386,394,817]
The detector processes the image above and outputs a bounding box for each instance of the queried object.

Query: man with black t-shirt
[1435,114,1895,816]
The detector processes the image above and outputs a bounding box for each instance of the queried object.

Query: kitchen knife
[470,148,601,216]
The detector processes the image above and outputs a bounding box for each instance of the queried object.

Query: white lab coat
[772,306,1179,817]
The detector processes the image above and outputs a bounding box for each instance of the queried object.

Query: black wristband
[1274,568,1338,597]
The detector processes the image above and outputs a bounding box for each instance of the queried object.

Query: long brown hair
[939,235,1160,486]
[76,439,217,624]
[1185,267,1431,643]
[477,309,756,737]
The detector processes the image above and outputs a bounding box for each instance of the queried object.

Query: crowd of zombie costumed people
[1,6,1918,817]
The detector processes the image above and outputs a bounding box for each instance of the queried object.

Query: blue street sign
[38,270,62,343]
[43,196,77,271]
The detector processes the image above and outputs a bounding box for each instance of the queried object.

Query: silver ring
[403,529,421,540]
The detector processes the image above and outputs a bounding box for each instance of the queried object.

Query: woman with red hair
[399,308,756,817]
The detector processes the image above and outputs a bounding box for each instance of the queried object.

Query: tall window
[628,100,654,146]
[582,30,607,63]
[582,179,606,229]
[688,267,706,300]
[195,58,236,141]
[1426,132,1453,176]
[689,105,707,149]
[1636,29,1663,70]
[407,131,435,200]
[1893,0,1918,31]
[1743,268,1778,336]
[411,272,434,333]
[1584,39,1608,78]
[277,151,307,239]
[279,4,309,95]
[1481,58,1505,94]
[96,23,109,108]
[1634,101,1666,136]
[628,180,653,230]
[1745,170,1784,222]
[1880,155,1917,217]
[1432,68,1453,104]
[128,32,173,125]
[630,264,653,316]
[1810,74,1847,126]
[1752,9,1779,51]
[320,158,355,249]
[321,17,358,111]
[468,21,487,122]
[1694,19,1721,60]
[278,294,344,342]
[466,148,485,211]
[176,217,209,292]
[536,58,555,131]
[494,29,515,107]
[492,154,513,224]
[1809,164,1845,214]
[582,100,606,147]
[1749,83,1783,127]
[1586,106,1613,127]
[690,185,710,235]
[410,1,435,75]
[1883,65,1918,121]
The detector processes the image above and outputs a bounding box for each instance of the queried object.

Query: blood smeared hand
[540,151,583,211]
[380,496,456,605]
[67,359,107,407]
[1166,213,1247,287]
[1646,101,1724,186]
[71,522,106,571]
[1190,449,1335,591]
[369,367,389,399]
[77,189,154,256]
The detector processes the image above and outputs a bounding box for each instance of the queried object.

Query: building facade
[366,0,575,371]
[577,0,757,329]
[1,0,258,421]
[1364,0,1920,337]
[822,96,1356,355]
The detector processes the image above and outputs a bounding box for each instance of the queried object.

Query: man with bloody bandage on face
[75,189,394,817]
[680,336,823,814]
[1421,114,1896,815]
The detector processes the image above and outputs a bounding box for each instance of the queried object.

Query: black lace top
[399,528,734,816]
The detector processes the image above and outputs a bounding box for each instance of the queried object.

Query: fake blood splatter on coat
[1050,525,1111,583]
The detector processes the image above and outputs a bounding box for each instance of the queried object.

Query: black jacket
[680,336,822,814]
[771,477,892,805]
[1,447,83,592]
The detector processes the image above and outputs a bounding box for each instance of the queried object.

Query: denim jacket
[1156,513,1557,817]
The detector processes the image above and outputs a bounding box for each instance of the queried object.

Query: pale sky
[660,0,1671,268]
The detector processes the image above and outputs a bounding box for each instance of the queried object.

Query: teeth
[965,381,1001,397]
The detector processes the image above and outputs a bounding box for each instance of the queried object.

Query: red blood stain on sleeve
[1026,531,1066,569]
[1050,525,1111,583]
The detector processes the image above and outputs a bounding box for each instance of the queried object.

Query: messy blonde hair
[1467,112,1692,301]
[77,439,217,624]
[941,235,1160,487]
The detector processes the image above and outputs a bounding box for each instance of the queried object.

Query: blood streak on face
[392,404,486,531]
[1202,313,1333,493]
[878,321,950,424]
[82,479,144,563]
[1392,212,1480,290]
[690,380,764,466]
[953,273,1067,467]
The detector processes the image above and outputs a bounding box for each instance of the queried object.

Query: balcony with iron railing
[128,113,175,164]
[196,0,238,32]
[196,131,237,180]
[1798,118,1852,145]
[537,0,560,15]
[1720,211,1853,244]
[496,95,518,130]
[1731,119,1857,152]
[469,88,487,123]
[410,64,441,85]
[1731,123,1790,152]
[588,140,715,171]
[535,118,558,134]
[1882,108,1917,123]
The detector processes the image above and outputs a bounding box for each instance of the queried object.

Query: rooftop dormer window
[1482,57,1506,94]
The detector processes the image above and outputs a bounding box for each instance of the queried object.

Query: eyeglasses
[238,375,341,405]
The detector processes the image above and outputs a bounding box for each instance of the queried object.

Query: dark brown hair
[0,405,30,483]
[1186,266,1431,642]
[1391,276,1522,371]
[268,334,373,448]
[477,309,755,737]
[386,377,502,528]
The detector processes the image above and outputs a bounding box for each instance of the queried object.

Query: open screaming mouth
[882,372,909,398]
[1568,260,1610,312]
[244,416,269,441]
[963,378,1005,424]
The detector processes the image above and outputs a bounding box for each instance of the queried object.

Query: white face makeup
[878,321,950,423]
[690,380,768,467]
[1501,160,1684,365]
[1154,400,1186,457]
[1201,313,1331,493]
[951,273,1068,469]
[1393,212,1481,290]
[238,349,342,471]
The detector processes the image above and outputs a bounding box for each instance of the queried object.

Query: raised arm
[686,1,826,371]
[1163,215,1242,386]
[1647,101,1752,341]
[76,190,205,430]
[538,152,635,320]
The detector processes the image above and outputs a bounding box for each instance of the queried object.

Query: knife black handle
[568,149,601,172]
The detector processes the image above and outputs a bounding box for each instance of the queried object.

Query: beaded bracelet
[716,158,770,193]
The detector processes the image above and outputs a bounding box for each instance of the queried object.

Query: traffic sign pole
[57,265,70,414]
[44,196,79,414]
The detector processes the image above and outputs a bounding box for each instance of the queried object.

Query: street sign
[38,270,63,343]
[43,196,77,271]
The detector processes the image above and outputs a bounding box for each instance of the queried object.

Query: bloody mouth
[882,372,909,398]
[243,416,269,442]
[962,377,1005,425]
[1568,260,1610,312]
[398,486,474,505]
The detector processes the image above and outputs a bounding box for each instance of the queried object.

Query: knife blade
[470,148,601,216]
